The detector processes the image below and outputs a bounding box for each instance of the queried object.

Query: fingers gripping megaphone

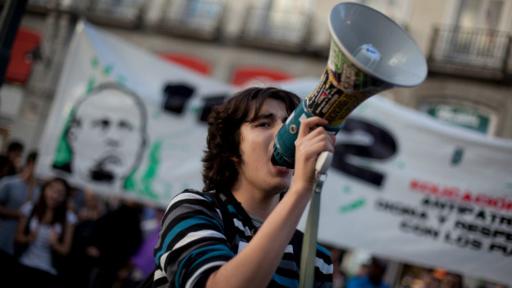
[271,2,428,169]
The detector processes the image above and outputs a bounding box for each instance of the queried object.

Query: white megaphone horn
[272,2,428,169]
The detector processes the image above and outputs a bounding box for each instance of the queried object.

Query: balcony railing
[84,0,146,29]
[239,8,311,52]
[27,0,145,29]
[157,0,225,41]
[428,26,512,82]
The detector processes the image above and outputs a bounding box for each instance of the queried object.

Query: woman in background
[15,177,76,288]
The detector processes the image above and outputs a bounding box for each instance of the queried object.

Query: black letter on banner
[199,95,227,123]
[332,118,397,187]
[162,83,195,114]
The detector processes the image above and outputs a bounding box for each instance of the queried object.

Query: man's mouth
[271,159,290,175]
[268,144,289,172]
[89,155,122,182]
[99,154,122,166]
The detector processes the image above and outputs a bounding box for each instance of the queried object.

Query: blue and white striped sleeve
[154,190,235,288]
[315,244,334,287]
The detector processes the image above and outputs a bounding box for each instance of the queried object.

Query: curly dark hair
[202,87,300,193]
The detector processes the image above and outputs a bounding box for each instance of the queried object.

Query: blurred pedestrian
[88,198,143,288]
[62,188,105,288]
[347,258,390,288]
[330,247,347,288]
[131,206,164,284]
[15,177,75,288]
[0,140,24,179]
[0,151,39,286]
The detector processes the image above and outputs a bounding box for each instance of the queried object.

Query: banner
[37,22,233,205]
[37,23,512,284]
[282,79,512,285]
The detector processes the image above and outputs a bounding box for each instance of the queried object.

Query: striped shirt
[153,190,333,288]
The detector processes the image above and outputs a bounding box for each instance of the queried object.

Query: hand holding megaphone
[291,116,336,188]
[271,2,427,170]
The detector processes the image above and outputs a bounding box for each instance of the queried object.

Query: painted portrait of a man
[52,83,148,189]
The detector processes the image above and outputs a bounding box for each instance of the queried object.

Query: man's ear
[231,156,241,167]
[67,129,76,145]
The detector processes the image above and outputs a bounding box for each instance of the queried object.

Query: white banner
[37,23,512,285]
[283,80,512,285]
[37,22,233,205]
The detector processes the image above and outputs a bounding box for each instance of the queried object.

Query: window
[358,0,411,27]
[455,0,504,29]
[435,0,510,68]
[162,0,225,33]
[242,0,312,47]
[93,0,146,20]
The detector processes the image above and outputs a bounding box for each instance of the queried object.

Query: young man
[0,151,39,286]
[0,140,24,179]
[153,87,335,287]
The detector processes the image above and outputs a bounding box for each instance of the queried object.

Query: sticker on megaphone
[354,44,381,70]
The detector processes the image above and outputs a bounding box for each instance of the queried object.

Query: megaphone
[272,2,428,168]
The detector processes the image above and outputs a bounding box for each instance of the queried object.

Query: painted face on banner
[68,87,146,185]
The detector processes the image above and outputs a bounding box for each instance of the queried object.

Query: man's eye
[118,120,133,131]
[255,121,271,128]
[92,119,110,130]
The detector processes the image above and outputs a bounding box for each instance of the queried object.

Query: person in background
[87,198,144,288]
[0,151,39,286]
[15,177,76,288]
[0,140,25,179]
[347,258,390,288]
[330,247,347,288]
[63,188,105,288]
[438,271,463,288]
[131,206,165,284]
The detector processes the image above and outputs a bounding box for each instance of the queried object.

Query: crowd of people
[0,141,163,288]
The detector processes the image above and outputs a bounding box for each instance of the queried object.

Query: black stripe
[162,237,233,271]
[155,222,220,259]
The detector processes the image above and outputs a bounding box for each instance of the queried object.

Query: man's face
[69,89,145,183]
[8,151,22,170]
[236,98,292,194]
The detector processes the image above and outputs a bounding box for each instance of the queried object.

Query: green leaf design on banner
[86,77,96,94]
[124,171,137,191]
[103,65,113,76]
[140,141,162,200]
[91,57,99,68]
[52,109,76,168]
[339,198,366,214]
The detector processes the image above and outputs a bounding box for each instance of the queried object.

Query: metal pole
[299,152,332,288]
[299,174,326,288]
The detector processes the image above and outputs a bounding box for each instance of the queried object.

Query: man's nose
[106,138,120,147]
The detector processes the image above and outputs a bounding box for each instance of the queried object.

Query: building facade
[0,0,510,286]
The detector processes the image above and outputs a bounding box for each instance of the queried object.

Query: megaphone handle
[299,176,323,288]
[299,151,331,288]
[315,151,333,176]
